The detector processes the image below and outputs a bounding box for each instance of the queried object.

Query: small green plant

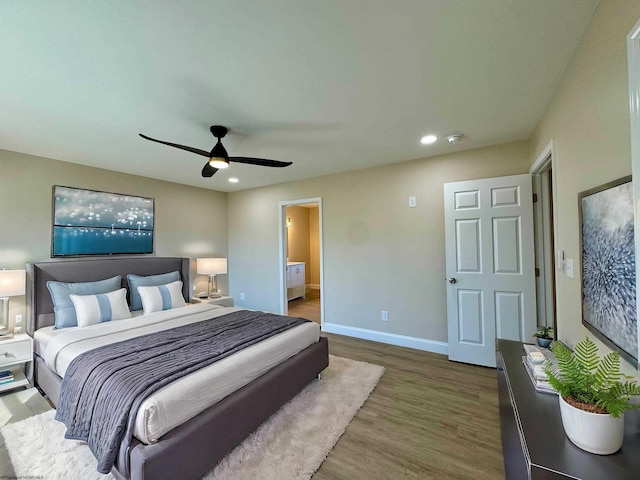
[543,337,640,418]
[534,326,553,339]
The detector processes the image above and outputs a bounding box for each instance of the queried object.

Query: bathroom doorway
[278,198,323,326]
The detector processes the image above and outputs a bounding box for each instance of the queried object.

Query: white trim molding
[323,322,448,355]
[530,139,557,330]
[530,140,554,174]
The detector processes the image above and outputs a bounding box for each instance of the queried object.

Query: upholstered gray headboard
[26,257,190,335]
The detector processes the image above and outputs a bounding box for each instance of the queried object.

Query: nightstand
[0,333,33,393]
[192,296,234,307]
[208,296,234,307]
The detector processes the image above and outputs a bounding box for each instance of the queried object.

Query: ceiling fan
[139,125,293,177]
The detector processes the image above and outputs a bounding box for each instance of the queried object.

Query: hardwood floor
[315,333,505,480]
[287,287,321,323]
[287,288,504,478]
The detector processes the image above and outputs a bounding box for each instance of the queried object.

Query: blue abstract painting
[581,177,637,364]
[52,186,154,256]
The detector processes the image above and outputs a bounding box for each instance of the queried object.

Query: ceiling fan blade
[201,162,218,177]
[229,157,293,168]
[139,133,210,157]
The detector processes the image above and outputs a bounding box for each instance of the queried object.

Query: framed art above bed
[52,185,155,257]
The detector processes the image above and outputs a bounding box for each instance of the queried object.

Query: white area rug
[1,355,384,480]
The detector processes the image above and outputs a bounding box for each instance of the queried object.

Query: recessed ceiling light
[420,134,437,145]
[228,177,239,183]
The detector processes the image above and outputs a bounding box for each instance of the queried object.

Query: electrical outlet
[14,314,23,333]
[240,292,245,300]
[408,196,417,208]
[381,310,389,322]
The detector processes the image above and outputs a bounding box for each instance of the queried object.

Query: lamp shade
[197,258,227,275]
[0,270,26,297]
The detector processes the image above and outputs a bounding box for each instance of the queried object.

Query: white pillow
[70,288,131,328]
[137,280,186,314]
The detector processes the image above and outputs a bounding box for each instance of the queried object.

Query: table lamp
[196,258,227,298]
[0,269,26,336]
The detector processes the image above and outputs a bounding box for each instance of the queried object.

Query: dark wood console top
[497,339,640,480]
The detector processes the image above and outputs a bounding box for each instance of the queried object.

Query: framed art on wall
[52,185,155,256]
[579,175,637,367]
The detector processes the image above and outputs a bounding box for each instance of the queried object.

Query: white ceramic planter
[558,395,624,455]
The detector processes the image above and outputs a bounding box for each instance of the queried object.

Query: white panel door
[444,174,536,367]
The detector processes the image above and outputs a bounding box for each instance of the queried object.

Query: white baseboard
[322,322,448,356]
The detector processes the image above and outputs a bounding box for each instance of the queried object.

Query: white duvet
[35,303,320,444]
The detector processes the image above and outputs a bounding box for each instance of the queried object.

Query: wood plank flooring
[287,287,321,323]
[286,287,504,478]
[316,333,505,480]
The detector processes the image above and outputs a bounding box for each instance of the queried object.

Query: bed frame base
[36,336,328,480]
[112,336,328,480]
[34,356,62,406]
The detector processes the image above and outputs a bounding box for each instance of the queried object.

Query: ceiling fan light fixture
[209,139,230,168]
[209,158,229,169]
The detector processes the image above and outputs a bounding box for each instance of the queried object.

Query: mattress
[34,303,320,444]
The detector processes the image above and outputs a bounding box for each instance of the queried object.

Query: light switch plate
[565,259,574,278]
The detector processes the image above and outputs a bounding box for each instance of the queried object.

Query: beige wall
[229,140,530,342]
[530,0,640,366]
[0,150,228,327]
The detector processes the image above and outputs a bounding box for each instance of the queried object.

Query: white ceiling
[1,1,599,192]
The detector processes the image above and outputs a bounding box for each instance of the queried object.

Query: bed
[26,256,329,480]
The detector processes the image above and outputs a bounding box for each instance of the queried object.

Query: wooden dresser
[497,339,640,480]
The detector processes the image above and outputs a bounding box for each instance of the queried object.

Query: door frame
[530,140,558,332]
[278,197,324,326]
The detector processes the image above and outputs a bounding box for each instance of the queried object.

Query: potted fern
[543,337,640,454]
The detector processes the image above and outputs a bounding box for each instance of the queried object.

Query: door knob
[448,277,457,284]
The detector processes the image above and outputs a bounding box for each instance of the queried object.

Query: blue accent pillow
[47,275,123,329]
[127,271,181,311]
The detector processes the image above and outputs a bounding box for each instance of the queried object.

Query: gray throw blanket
[55,310,309,474]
